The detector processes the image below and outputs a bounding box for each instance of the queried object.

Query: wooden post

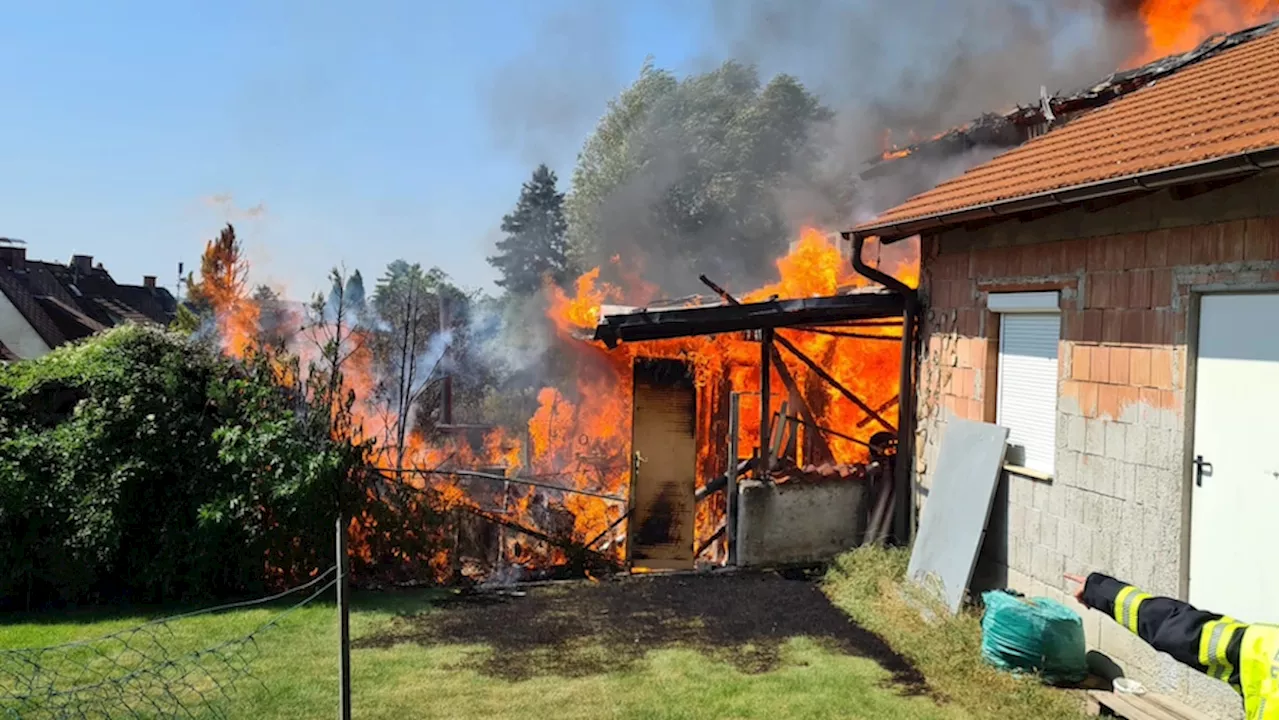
[336,515,352,720]
[759,329,773,474]
[726,392,740,566]
[786,384,802,463]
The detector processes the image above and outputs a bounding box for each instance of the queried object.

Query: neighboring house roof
[0,267,77,349]
[0,252,176,354]
[21,260,176,327]
[854,23,1279,240]
[35,296,107,342]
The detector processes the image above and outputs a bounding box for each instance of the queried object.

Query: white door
[1189,292,1279,624]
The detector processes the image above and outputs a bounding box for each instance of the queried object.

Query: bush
[0,325,360,609]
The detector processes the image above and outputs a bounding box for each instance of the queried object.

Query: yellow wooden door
[629,358,696,571]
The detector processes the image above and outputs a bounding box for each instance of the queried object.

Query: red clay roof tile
[855,28,1279,232]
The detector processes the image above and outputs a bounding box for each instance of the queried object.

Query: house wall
[911,169,1278,718]
[0,290,51,359]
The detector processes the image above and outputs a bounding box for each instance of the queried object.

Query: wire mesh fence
[1,567,337,720]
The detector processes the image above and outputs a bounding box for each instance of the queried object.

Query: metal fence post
[726,392,740,566]
[337,514,352,720]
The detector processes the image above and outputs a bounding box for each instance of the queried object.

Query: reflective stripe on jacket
[1082,573,1277,719]
[1241,624,1278,720]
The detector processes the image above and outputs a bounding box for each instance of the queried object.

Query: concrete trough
[734,477,870,567]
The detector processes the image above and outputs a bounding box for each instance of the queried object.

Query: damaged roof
[862,21,1279,179]
[854,22,1279,239]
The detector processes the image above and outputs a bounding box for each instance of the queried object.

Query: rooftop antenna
[176,261,184,304]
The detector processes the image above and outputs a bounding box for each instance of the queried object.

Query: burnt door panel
[629,358,697,570]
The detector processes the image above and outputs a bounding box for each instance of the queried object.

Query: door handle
[1193,455,1213,487]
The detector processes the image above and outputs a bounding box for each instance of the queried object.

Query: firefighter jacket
[1081,572,1279,720]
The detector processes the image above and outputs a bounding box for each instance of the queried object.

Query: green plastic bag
[980,590,1088,684]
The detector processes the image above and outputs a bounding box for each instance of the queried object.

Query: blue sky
[0,1,1125,299]
[0,1,718,297]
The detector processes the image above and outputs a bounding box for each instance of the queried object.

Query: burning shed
[590,240,919,570]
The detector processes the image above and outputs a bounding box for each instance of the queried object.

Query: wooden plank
[1087,690,1199,720]
[772,348,833,463]
[1145,693,1218,720]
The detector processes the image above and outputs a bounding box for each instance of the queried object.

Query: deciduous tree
[566,60,842,292]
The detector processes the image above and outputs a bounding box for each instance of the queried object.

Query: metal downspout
[843,231,918,546]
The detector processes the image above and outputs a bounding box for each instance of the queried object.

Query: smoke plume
[484,0,1162,295]
[484,4,628,169]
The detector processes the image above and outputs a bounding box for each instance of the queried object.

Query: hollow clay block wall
[735,479,869,567]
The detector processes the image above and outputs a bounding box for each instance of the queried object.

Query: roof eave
[850,146,1280,243]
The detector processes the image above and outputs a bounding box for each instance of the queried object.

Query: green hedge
[0,325,363,609]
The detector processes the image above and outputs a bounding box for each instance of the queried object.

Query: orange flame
[1130,0,1277,64]
[205,225,920,579]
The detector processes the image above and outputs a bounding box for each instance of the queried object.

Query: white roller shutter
[996,313,1061,474]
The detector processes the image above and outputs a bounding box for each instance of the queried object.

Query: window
[989,291,1061,475]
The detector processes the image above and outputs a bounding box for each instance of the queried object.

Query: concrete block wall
[735,477,870,567]
[911,171,1277,717]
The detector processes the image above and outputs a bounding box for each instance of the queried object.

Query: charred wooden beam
[787,327,903,341]
[584,507,632,550]
[855,396,900,429]
[697,459,753,502]
[695,522,727,559]
[774,332,896,433]
[796,320,904,329]
[726,392,742,566]
[785,385,800,461]
[696,473,728,501]
[698,274,836,465]
[594,291,905,347]
[783,414,870,448]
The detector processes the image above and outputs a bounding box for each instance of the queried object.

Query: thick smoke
[484,4,627,169]
[485,0,1152,296]
[711,0,1139,137]
[707,0,1142,229]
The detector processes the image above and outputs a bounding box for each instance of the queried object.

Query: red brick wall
[921,217,1278,428]
[913,211,1277,603]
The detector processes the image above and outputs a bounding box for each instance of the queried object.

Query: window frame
[987,291,1062,479]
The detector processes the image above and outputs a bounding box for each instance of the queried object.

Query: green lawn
[1,553,1085,720]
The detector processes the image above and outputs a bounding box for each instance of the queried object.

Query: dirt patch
[355,570,929,692]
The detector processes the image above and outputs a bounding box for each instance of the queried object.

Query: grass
[821,545,1089,720]
[1,550,1086,720]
